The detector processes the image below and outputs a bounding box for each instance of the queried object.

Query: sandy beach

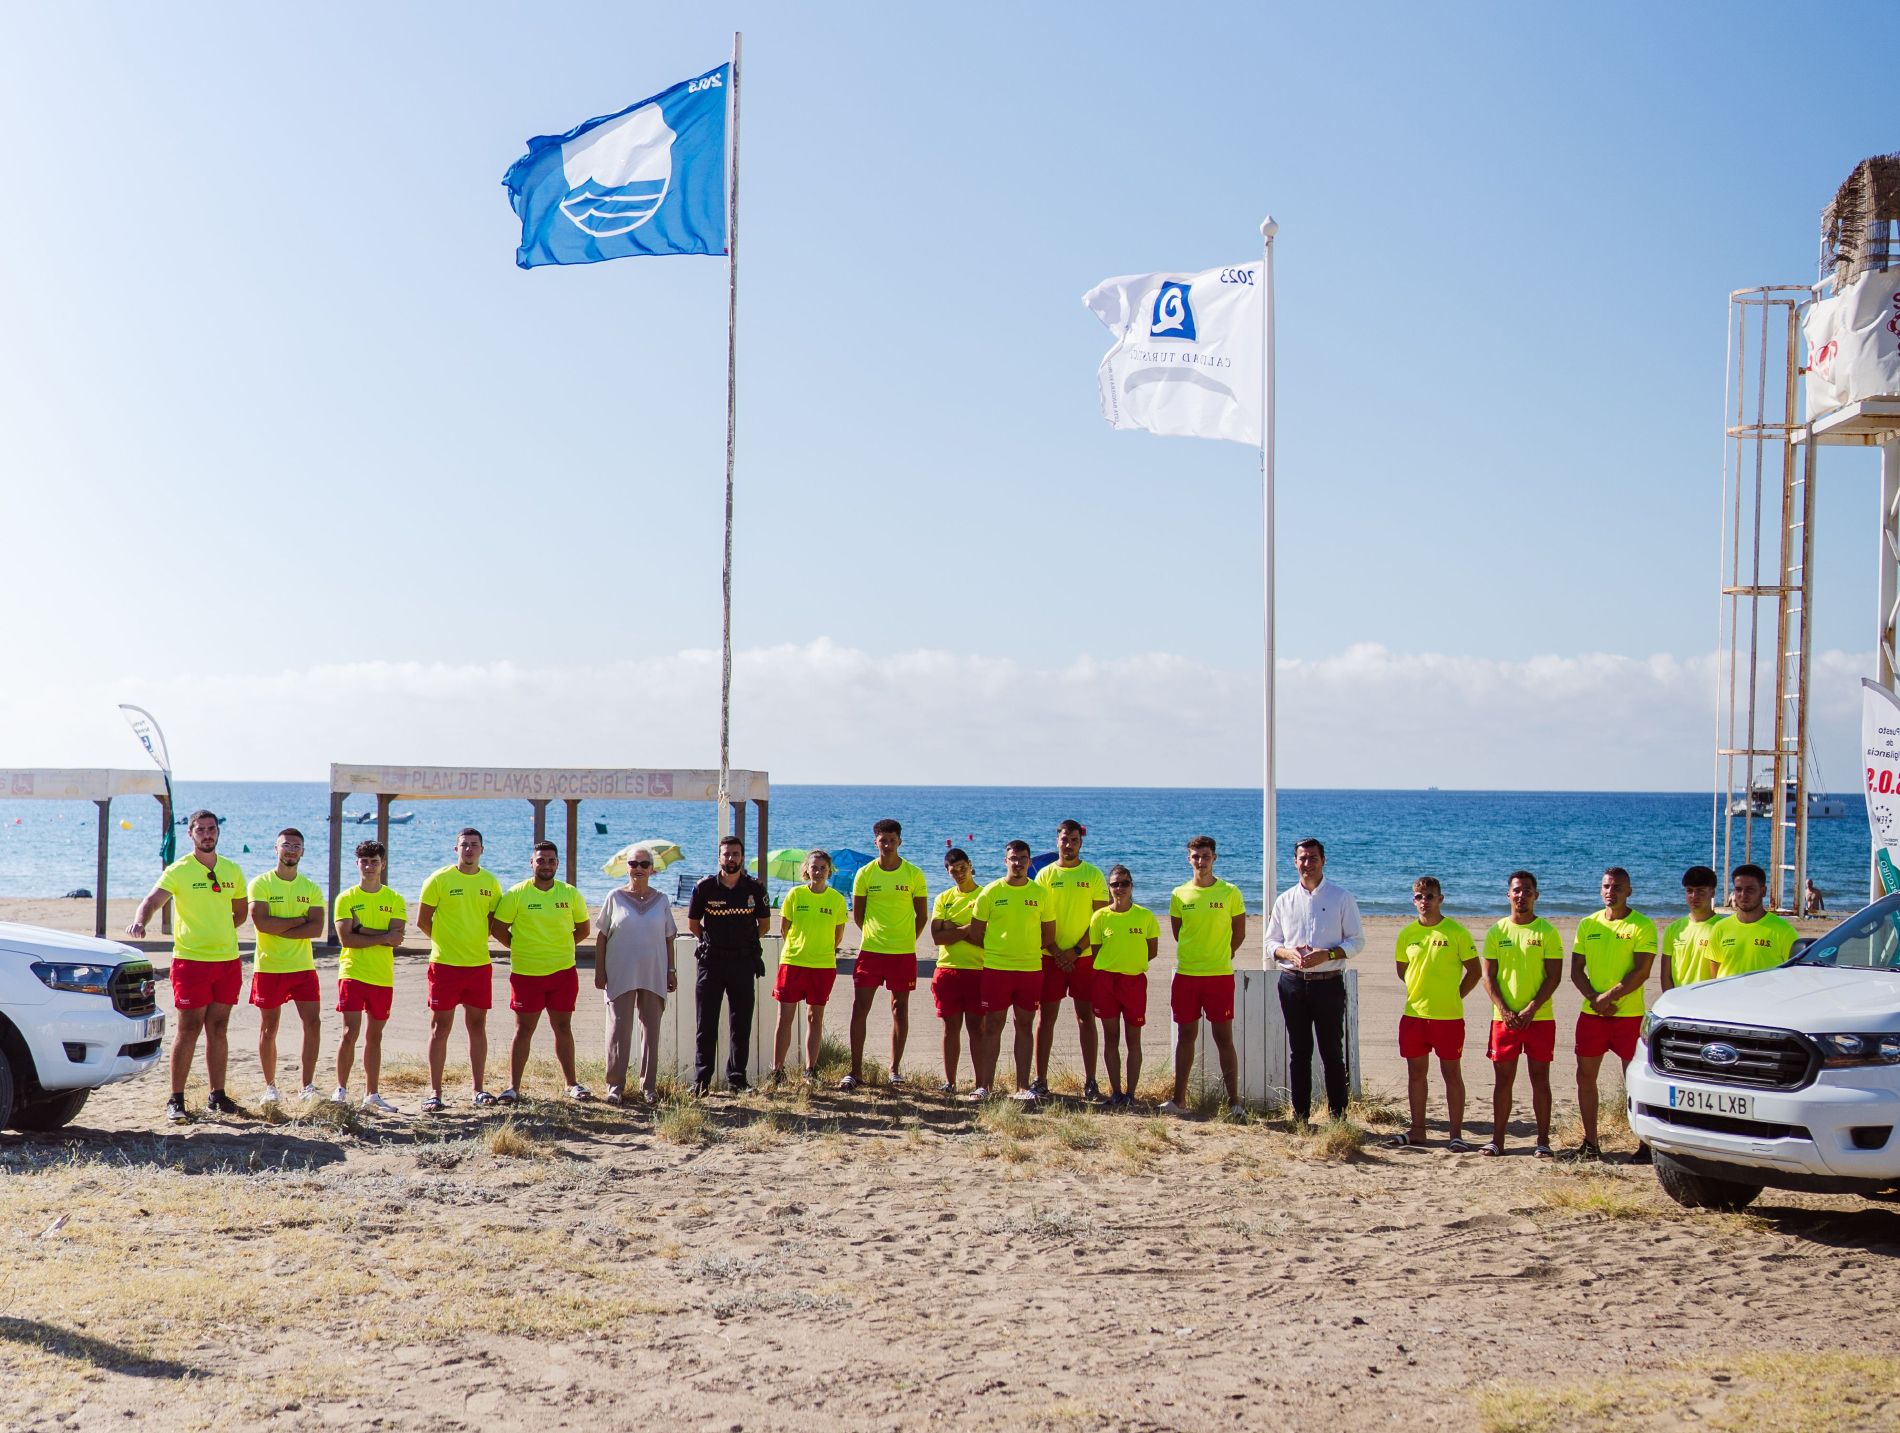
[2,897,1894,1430]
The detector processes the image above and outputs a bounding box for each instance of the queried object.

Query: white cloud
[0,641,1874,791]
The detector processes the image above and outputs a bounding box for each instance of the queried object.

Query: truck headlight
[1640,1012,1654,1042]
[1816,1032,1900,1067]
[29,961,115,996]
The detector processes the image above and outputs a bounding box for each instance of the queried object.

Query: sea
[0,784,1874,920]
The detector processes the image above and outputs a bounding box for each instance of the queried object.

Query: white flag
[1083,261,1262,446]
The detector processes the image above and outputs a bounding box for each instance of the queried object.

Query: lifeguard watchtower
[1719,155,1900,906]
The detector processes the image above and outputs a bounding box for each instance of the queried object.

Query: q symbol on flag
[1150,281,1197,341]
[559,102,677,237]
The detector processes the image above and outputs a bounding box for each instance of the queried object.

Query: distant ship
[1726,775,1847,821]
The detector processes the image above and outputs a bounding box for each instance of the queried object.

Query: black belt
[1279,968,1342,981]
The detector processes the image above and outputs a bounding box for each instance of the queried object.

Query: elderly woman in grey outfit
[594,847,677,1103]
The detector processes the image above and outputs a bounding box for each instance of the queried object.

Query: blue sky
[0,3,1894,787]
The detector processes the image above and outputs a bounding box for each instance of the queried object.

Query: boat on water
[1726,775,1847,821]
[335,809,418,825]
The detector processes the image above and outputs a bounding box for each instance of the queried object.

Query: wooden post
[755,799,768,876]
[93,799,109,939]
[376,793,392,875]
[326,790,345,945]
[531,799,549,850]
[564,799,579,886]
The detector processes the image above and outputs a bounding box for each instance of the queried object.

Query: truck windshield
[1796,893,1900,971]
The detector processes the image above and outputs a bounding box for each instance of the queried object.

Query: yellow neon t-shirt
[1707,913,1799,979]
[1574,908,1657,1017]
[1394,917,1476,1020]
[1481,917,1563,1022]
[1036,861,1108,949]
[495,880,587,977]
[931,885,984,971]
[974,879,1054,972]
[1169,880,1245,977]
[1089,903,1160,976]
[852,860,929,955]
[248,870,324,974]
[780,885,848,969]
[418,864,502,968]
[158,855,246,962]
[1663,914,1720,988]
[334,884,407,988]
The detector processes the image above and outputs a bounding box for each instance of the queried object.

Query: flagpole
[1260,218,1278,919]
[718,29,743,837]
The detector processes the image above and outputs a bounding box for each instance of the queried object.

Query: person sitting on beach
[490,840,592,1103]
[928,848,986,1093]
[1089,865,1159,1108]
[844,819,930,1090]
[128,808,249,1124]
[332,840,405,1114]
[594,845,677,1105]
[1704,864,1800,980]
[417,828,504,1113]
[1660,866,1720,993]
[1388,875,1479,1151]
[1034,819,1109,1101]
[1804,879,1826,919]
[1568,867,1655,1163]
[1167,836,1247,1119]
[1479,870,1564,1158]
[772,851,848,1084]
[968,840,1058,1102]
[247,828,326,1106]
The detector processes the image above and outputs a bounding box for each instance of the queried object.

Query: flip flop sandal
[1447,1137,1474,1153]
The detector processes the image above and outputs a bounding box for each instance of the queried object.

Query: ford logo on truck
[1700,1042,1741,1066]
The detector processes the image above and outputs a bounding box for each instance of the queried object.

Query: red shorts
[171,956,241,1011]
[1041,953,1096,1005]
[1398,1015,1465,1060]
[427,961,493,1011]
[931,966,983,1019]
[980,967,1043,1014]
[853,951,918,992]
[1487,1019,1557,1063]
[336,978,394,1022]
[249,969,321,1009]
[774,962,838,1007]
[509,966,579,1014]
[1170,973,1236,1025]
[1091,970,1149,1027]
[1575,1012,1643,1062]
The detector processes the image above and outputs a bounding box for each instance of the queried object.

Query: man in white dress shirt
[1265,837,1365,1124]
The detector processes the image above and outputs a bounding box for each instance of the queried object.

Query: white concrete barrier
[1175,968,1361,1110]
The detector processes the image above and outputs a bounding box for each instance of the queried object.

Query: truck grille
[1636,1103,1811,1140]
[1649,1019,1816,1090]
[111,961,157,1018]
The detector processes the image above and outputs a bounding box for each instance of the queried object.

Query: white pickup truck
[1627,896,1900,1210]
[0,922,165,1130]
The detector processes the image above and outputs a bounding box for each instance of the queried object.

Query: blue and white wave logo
[1150,281,1197,341]
[558,101,676,237]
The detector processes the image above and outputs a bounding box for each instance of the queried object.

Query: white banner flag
[1084,261,1262,446]
[1862,679,1900,894]
[1804,269,1900,420]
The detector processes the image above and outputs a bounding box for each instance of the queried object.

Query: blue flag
[503,63,729,268]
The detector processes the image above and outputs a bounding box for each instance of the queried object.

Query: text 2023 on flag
[1083,263,1262,446]
[503,64,729,268]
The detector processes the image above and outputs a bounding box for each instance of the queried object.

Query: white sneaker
[968,1086,990,1102]
[361,1092,398,1115]
[299,1084,320,1101]
[1011,1089,1038,1103]
[330,1086,349,1105]
[261,1084,282,1105]
[1159,1099,1187,1116]
[568,1084,594,1101]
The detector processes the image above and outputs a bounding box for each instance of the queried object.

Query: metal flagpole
[717,29,742,838]
[1261,217,1278,916]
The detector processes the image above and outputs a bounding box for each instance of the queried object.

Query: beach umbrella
[1028,850,1058,877]
[601,840,684,878]
[749,847,809,882]
[828,847,875,889]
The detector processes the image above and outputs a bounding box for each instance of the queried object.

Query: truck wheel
[1654,1152,1763,1211]
[7,1088,90,1132]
